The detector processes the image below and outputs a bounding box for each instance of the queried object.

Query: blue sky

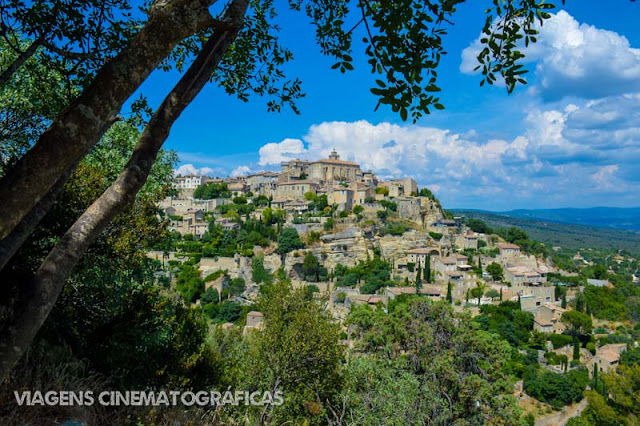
[129,1,640,210]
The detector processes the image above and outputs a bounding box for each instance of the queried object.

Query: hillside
[481,207,640,231]
[453,210,640,254]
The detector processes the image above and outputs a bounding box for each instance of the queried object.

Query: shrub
[550,333,573,349]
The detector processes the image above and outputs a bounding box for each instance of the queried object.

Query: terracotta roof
[597,350,620,363]
[311,158,359,166]
[407,248,430,254]
[277,180,318,186]
[497,243,520,250]
[420,287,441,296]
[387,286,419,295]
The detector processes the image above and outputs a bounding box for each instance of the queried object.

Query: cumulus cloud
[231,165,251,177]
[174,164,224,177]
[255,94,640,208]
[258,138,306,165]
[461,11,640,101]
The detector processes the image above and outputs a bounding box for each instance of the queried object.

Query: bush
[335,292,346,303]
[324,218,335,231]
[523,368,588,409]
[200,287,219,305]
[429,231,443,240]
[550,333,573,349]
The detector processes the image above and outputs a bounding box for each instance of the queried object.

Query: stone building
[307,150,362,183]
[275,180,319,199]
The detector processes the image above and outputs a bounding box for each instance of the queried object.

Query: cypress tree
[561,292,567,309]
[477,257,482,275]
[466,289,469,303]
[499,287,503,302]
[416,264,422,289]
[446,282,452,303]
[424,255,431,283]
[576,294,585,313]
[573,339,580,361]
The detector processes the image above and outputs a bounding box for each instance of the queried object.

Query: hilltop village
[152,150,636,391]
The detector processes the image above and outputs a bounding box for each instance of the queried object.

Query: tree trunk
[0,0,249,381]
[0,167,71,272]
[0,0,217,258]
[0,36,43,89]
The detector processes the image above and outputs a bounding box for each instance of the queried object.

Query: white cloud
[255,96,640,209]
[591,165,621,190]
[258,138,306,165]
[231,165,251,177]
[461,11,640,101]
[174,164,223,177]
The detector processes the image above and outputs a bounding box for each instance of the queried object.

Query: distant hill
[452,210,640,254]
[476,207,640,231]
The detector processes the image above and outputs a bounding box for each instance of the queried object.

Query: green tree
[487,262,504,281]
[471,286,484,306]
[324,217,335,231]
[302,252,321,281]
[486,289,500,300]
[561,311,593,339]
[252,255,273,285]
[424,255,431,283]
[201,287,220,305]
[242,280,343,423]
[277,228,305,256]
[193,182,231,199]
[346,300,524,425]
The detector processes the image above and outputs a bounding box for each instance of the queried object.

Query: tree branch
[0,35,43,89]
[0,0,218,263]
[0,0,249,382]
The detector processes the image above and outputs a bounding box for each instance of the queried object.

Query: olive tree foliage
[0,0,138,88]
[0,0,561,380]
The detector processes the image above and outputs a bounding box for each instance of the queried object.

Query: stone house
[406,248,431,269]
[496,243,520,263]
[504,265,548,286]
[244,311,264,332]
[456,231,478,250]
[592,343,627,373]
[275,180,319,200]
[385,286,441,300]
[533,303,567,333]
[434,256,457,276]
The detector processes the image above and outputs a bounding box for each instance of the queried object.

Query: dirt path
[535,398,588,426]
